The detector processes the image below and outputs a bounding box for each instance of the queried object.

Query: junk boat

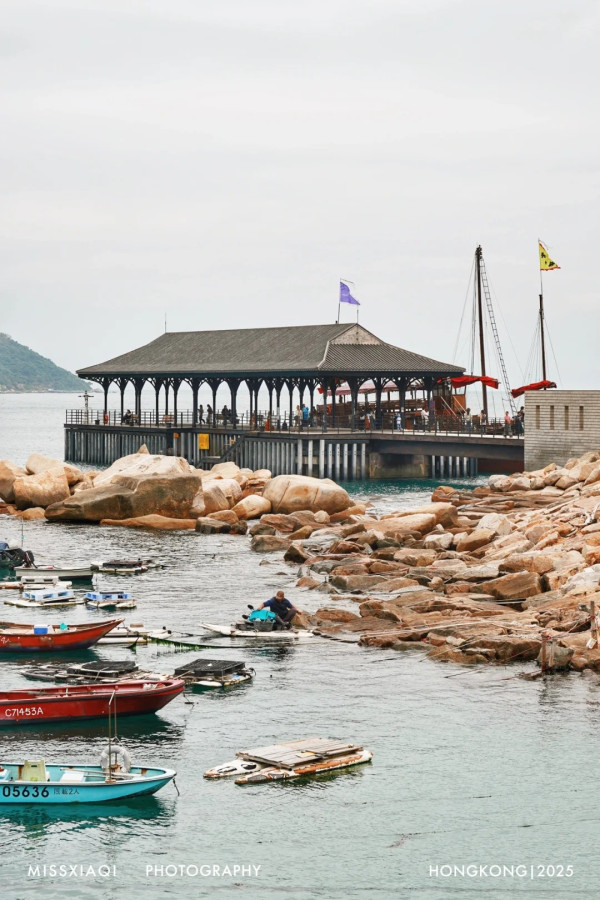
[173,658,254,691]
[0,679,184,725]
[0,619,122,652]
[0,756,176,803]
[205,738,373,784]
[85,591,137,611]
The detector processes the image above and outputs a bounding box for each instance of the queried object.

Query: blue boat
[0,757,175,803]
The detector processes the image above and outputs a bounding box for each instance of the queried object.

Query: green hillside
[0,333,91,392]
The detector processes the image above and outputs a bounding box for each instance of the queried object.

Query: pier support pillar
[319,440,325,478]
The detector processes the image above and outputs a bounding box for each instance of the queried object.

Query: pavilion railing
[65,409,524,438]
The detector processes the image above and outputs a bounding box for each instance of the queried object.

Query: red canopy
[450,375,499,389]
[511,380,557,399]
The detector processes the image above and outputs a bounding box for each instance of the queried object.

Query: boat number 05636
[2,785,49,798]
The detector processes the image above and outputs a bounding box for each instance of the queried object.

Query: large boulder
[202,477,242,506]
[25,453,83,486]
[0,460,27,502]
[250,535,292,553]
[13,469,71,510]
[93,452,194,487]
[232,495,272,519]
[483,571,543,600]
[262,475,351,515]
[201,481,231,515]
[45,473,202,522]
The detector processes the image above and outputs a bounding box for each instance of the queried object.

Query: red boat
[0,619,123,652]
[0,679,185,725]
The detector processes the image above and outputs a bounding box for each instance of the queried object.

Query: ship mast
[475,245,488,418]
[539,293,547,382]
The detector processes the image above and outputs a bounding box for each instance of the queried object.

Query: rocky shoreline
[3,447,600,673]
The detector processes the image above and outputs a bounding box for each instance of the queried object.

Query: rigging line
[487,277,526,384]
[544,318,563,384]
[452,257,475,364]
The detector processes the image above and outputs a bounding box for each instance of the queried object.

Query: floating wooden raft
[236,738,364,769]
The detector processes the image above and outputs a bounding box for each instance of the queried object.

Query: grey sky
[1,0,598,407]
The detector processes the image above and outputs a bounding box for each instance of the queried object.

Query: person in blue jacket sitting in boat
[259,591,298,629]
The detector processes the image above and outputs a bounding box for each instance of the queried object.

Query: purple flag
[340,281,360,305]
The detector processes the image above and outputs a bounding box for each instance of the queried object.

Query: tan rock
[207,509,239,525]
[260,513,301,532]
[194,517,232,534]
[499,552,556,575]
[250,535,292,552]
[456,529,496,552]
[20,507,46,520]
[208,461,242,479]
[393,549,437,567]
[25,453,83,486]
[484,571,543,600]
[376,513,437,537]
[329,574,388,592]
[330,505,368,522]
[423,532,453,550]
[476,513,512,536]
[94,452,194,487]
[202,481,231,514]
[288,525,316,541]
[315,608,361,624]
[262,474,351,515]
[231,495,272,519]
[376,576,421,592]
[101,514,196,530]
[14,469,70,510]
[45,473,202,521]
[205,477,242,505]
[0,460,27,502]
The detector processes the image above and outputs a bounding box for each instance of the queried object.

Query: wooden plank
[237,738,363,768]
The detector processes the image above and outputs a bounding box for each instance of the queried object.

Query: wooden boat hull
[0,619,122,652]
[0,679,184,725]
[0,763,175,803]
[200,623,313,641]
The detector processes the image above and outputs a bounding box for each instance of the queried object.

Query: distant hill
[0,333,91,392]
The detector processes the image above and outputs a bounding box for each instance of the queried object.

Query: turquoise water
[0,396,598,899]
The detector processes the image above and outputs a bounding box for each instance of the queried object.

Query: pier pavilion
[71,323,523,477]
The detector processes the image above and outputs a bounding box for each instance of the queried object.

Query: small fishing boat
[93,561,149,576]
[96,624,173,646]
[0,679,184,726]
[14,565,95,582]
[204,738,373,784]
[200,622,314,642]
[0,756,176,803]
[173,658,254,691]
[0,618,122,652]
[97,558,163,571]
[85,591,137,611]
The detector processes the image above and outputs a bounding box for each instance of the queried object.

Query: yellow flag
[539,241,560,271]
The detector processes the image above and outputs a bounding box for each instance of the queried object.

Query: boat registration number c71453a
[3,707,44,718]
[2,785,50,798]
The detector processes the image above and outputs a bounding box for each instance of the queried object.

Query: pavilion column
[119,379,126,421]
[155,380,161,426]
[208,379,220,426]
[134,378,143,421]
[395,377,408,428]
[191,379,199,426]
[320,381,328,431]
[287,379,294,429]
[173,378,181,427]
[266,379,274,426]
[331,379,337,427]
[275,380,283,429]
[102,379,109,417]
[349,378,359,430]
[424,376,433,430]
[164,382,170,415]
[308,382,315,423]
[374,377,383,427]
[228,378,241,427]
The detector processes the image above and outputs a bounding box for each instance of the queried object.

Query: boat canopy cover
[450,375,499,389]
[511,380,557,398]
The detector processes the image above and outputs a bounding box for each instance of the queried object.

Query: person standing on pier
[198,404,204,424]
[504,411,513,437]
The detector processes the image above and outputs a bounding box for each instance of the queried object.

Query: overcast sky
[1,0,598,407]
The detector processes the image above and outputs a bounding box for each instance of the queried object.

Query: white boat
[15,565,94,582]
[96,625,172,646]
[5,588,79,608]
[204,738,373,784]
[200,623,314,642]
[93,562,149,576]
[85,592,137,611]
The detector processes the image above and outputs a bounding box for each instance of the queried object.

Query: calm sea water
[0,394,598,900]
